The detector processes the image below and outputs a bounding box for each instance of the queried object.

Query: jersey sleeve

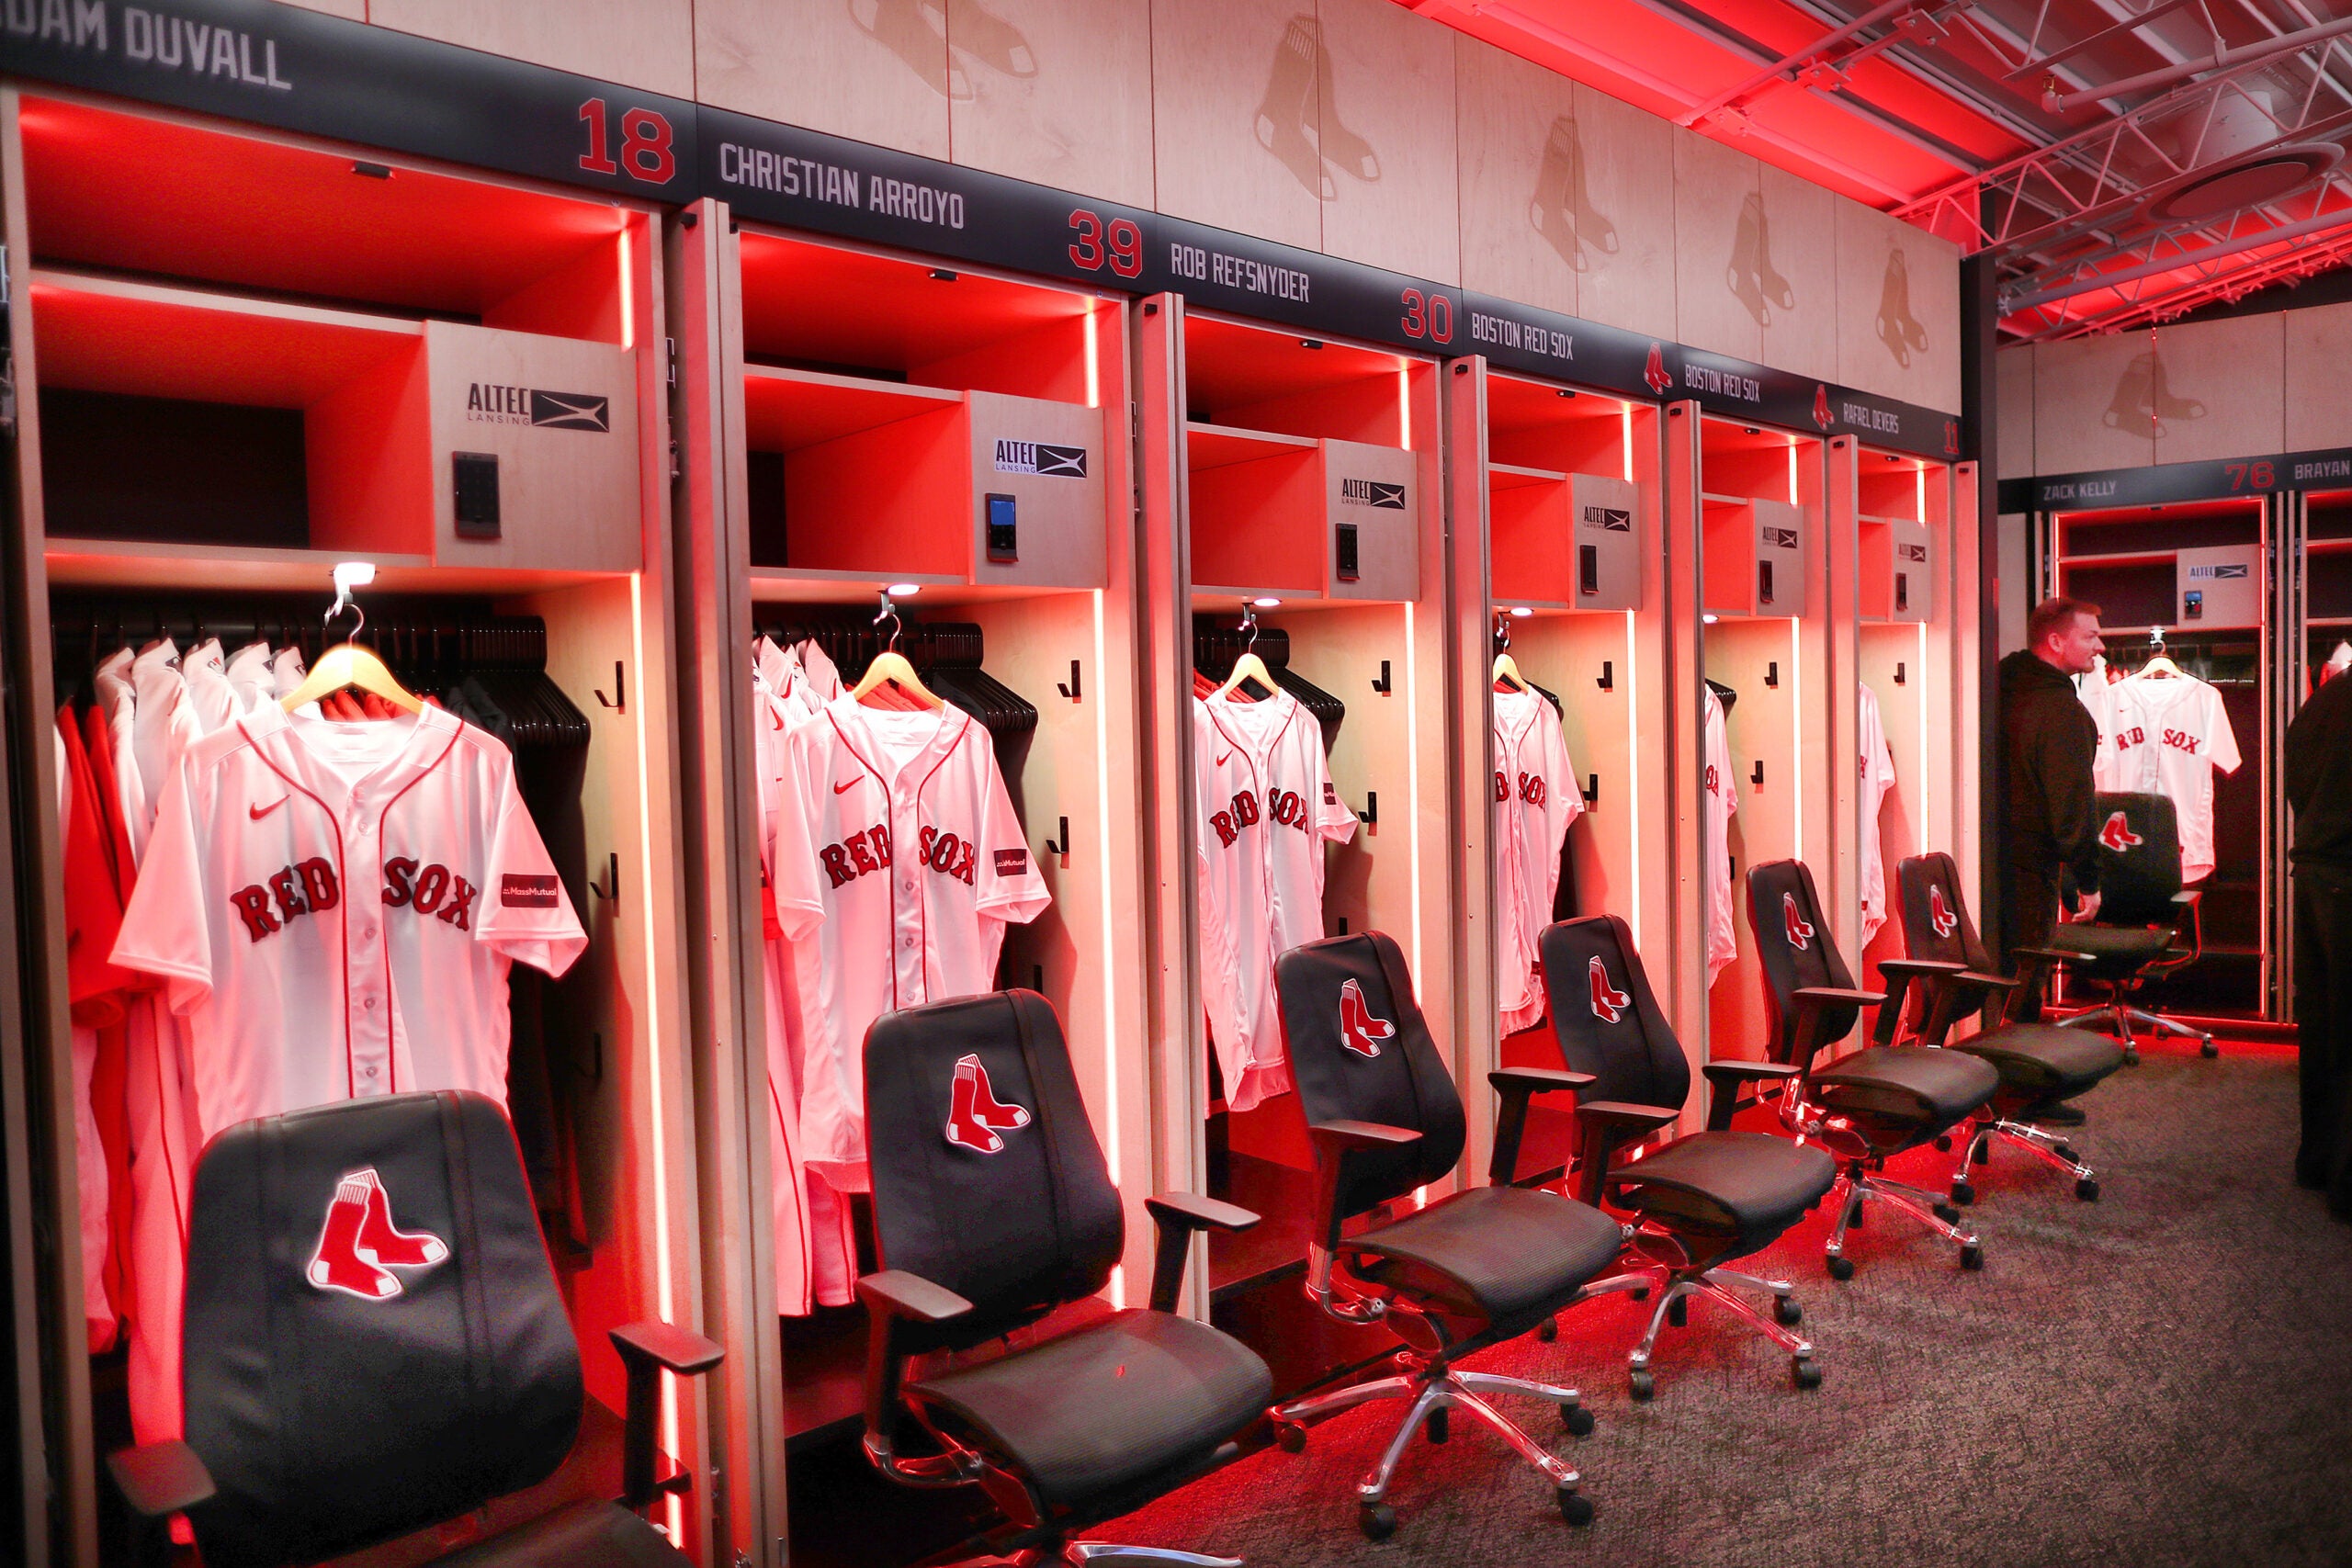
[975,750,1051,925]
[2205,686,2244,775]
[1312,739,1359,844]
[109,755,216,1016]
[479,760,589,979]
[1544,707,1583,843]
[769,728,829,944]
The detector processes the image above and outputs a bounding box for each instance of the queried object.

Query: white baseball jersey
[769,696,1049,1189]
[1703,687,1739,988]
[1857,683,1898,948]
[59,721,116,1351]
[112,703,585,1142]
[1193,689,1359,1112]
[268,645,308,697]
[178,638,238,735]
[222,641,277,714]
[2090,673,2242,883]
[130,640,201,817]
[94,649,149,865]
[1492,688,1582,1035]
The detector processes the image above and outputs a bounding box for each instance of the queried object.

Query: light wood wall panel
[1453,36,1581,320]
[1672,128,1762,366]
[1151,0,1323,252]
[2285,300,2352,451]
[1571,82,1678,341]
[279,0,365,17]
[1837,201,1958,410]
[696,0,952,160]
[1756,163,1840,385]
[946,0,1156,209]
[370,0,695,98]
[2148,315,2283,467]
[1315,0,1460,284]
[1996,343,2035,480]
[2033,332,2156,474]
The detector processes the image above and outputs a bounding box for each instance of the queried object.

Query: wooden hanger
[852,597,944,710]
[1214,608,1278,702]
[2138,627,2180,679]
[282,566,423,716]
[1492,650,1528,693]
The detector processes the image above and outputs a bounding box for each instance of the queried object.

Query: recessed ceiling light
[1702,613,1720,625]
[887,581,923,595]
[1250,595,1283,608]
[928,268,958,282]
[1299,339,1324,351]
[1510,605,1534,617]
[1745,426,1760,435]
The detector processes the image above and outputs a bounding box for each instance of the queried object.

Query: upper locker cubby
[1701,420,1812,620]
[18,96,653,584]
[735,230,1114,594]
[1182,313,1420,602]
[1485,372,1645,614]
[1857,452,1937,625]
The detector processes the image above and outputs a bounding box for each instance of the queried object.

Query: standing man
[1998,597,2107,1017]
[2286,666,2352,1221]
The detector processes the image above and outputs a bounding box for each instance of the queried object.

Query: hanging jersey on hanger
[1492,685,1581,1034]
[2093,671,2242,884]
[1704,686,1739,988]
[1857,684,1898,948]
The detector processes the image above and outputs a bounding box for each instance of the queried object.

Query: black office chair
[1747,860,2002,1278]
[859,990,1272,1568]
[1538,916,1838,1400]
[1896,852,2126,1201]
[107,1090,720,1568]
[2042,791,2216,1062]
[1265,932,1622,1541]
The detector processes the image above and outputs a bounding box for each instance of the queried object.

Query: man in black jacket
[2287,668,2352,1221]
[1998,597,2107,1018]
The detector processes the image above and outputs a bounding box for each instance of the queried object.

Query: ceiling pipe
[1675,0,1924,127]
[2003,198,2352,309]
[2041,14,2352,113]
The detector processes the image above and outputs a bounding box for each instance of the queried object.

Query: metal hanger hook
[1239,604,1260,652]
[324,597,366,644]
[874,590,903,650]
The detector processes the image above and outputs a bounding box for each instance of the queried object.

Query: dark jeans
[2000,860,2064,1022]
[2293,863,2352,1217]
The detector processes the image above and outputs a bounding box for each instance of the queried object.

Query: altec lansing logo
[2188,564,2249,580]
[1583,505,1632,532]
[1340,478,1408,509]
[466,384,610,432]
[1901,543,1929,562]
[992,439,1086,478]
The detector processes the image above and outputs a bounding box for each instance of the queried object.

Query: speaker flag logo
[1589,957,1632,1024]
[1339,977,1396,1059]
[1782,892,1815,951]
[306,1168,448,1300]
[2101,811,2143,852]
[945,1055,1031,1154]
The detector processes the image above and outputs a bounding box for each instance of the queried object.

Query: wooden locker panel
[967,389,1109,590]
[945,0,1157,209]
[424,320,643,573]
[1314,0,1461,286]
[1453,36,1581,320]
[1566,83,1677,342]
[2147,314,2285,468]
[2284,300,2352,452]
[1323,436,1417,602]
[2034,332,2156,476]
[1672,128,1763,367]
[371,0,696,97]
[1836,202,1957,412]
[1151,0,1324,253]
[696,0,952,160]
[1756,163,1841,386]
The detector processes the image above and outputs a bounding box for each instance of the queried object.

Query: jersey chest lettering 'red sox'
[771,698,1049,1190]
[2085,674,2243,884]
[109,705,585,1144]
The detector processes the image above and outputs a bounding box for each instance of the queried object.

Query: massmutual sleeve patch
[994,849,1030,876]
[1324,782,1339,804]
[502,874,561,908]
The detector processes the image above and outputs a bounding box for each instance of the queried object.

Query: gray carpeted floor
[1102,1042,2352,1567]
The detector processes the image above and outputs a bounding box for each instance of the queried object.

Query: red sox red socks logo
[945,1054,1031,1154]
[1781,892,1815,951]
[1588,957,1632,1024]
[307,1168,448,1300]
[1644,343,1672,396]
[1339,978,1396,1058]
[1928,884,1959,938]
[2101,811,2143,852]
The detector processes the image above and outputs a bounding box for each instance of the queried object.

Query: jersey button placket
[895,790,925,1003]
[347,799,390,1095]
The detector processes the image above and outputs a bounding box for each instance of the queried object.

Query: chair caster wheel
[1961,1243,1985,1271]
[1846,1196,1867,1228]
[2075,1177,2100,1201]
[1774,1295,1802,1326]
[1666,1293,1688,1327]
[2055,1144,2079,1164]
[1358,1502,1396,1541]
[2200,1039,2218,1058]
[1424,1407,1448,1444]
[1827,1255,1856,1281]
[2124,1046,2142,1066]
[1628,1367,1656,1402]
[1933,1134,1952,1153]
[1971,1139,1991,1166]
[1536,1316,1558,1343]
[1556,1487,1595,1527]
[1561,1402,1596,1438]
[1792,1356,1822,1391]
[1629,1286,1649,1302]
[1273,1419,1306,1454]
[1933,1201,1961,1224]
[1951,1181,1976,1206]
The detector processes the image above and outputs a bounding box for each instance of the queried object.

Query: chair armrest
[1309,1120,1422,1154]
[2171,890,2202,908]
[1575,1100,1679,1133]
[1958,970,2021,990]
[1306,1121,1422,1259]
[1701,1060,1801,1131]
[107,1440,216,1520]
[1871,959,1967,1045]
[1874,959,1966,978]
[2013,945,2085,963]
[856,1269,978,1484]
[611,1321,725,1509]
[1559,1100,1679,1203]
[1792,986,1886,1008]
[1145,1193,1261,1314]
[857,1269,976,1325]
[1487,1068,1595,1187]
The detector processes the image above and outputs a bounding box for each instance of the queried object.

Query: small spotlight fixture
[1250,596,1283,608]
[928,268,958,282]
[1299,339,1325,351]
[1702,613,1720,625]
[1510,605,1534,618]
[886,581,924,596]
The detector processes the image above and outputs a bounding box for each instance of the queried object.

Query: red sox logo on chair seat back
[944,1054,1031,1154]
[307,1168,448,1300]
[1339,977,1396,1058]
[1781,892,1815,951]
[1928,883,1959,939]
[1588,956,1632,1024]
[2101,810,2143,853]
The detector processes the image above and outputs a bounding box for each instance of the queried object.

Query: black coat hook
[1750,761,1765,786]
[1596,660,1613,692]
[1581,773,1600,806]
[594,660,625,713]
[1764,662,1780,689]
[1358,791,1377,828]
[1057,660,1081,702]
[1894,662,1907,685]
[1372,660,1392,694]
[589,852,620,906]
[1042,817,1071,863]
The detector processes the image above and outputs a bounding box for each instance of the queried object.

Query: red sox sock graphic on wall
[1589,957,1631,1024]
[1339,978,1396,1059]
[944,1054,1030,1154]
[1782,892,1815,951]
[307,1169,447,1300]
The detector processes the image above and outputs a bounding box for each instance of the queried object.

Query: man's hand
[2067,890,2102,923]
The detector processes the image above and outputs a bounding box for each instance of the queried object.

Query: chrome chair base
[1825,1168,1982,1277]
[1962,1116,2097,1199]
[2052,1000,2215,1061]
[1578,1250,1817,1397]
[1273,1355,1589,1508]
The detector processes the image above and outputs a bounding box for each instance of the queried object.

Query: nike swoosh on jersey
[833,778,863,795]
[1216,750,1234,767]
[250,797,288,820]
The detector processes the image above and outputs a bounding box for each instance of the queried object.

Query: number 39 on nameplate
[578,98,676,185]
[1067,209,1144,279]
